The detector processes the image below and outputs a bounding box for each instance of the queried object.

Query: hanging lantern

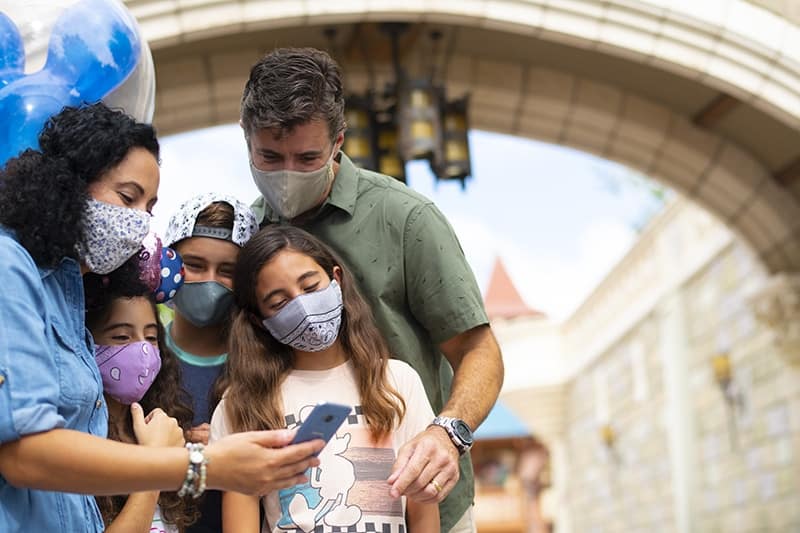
[376,110,405,182]
[397,79,442,163]
[434,96,471,184]
[343,95,377,171]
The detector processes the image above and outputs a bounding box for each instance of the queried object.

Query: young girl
[210,225,440,533]
[86,291,198,533]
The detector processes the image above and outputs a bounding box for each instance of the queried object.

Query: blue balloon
[0,0,142,167]
[0,12,24,88]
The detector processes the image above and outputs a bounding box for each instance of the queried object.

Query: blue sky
[153,126,666,322]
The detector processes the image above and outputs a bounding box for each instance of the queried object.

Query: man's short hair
[241,47,345,142]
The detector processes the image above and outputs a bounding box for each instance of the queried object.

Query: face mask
[250,149,336,220]
[262,279,343,352]
[94,341,162,405]
[77,199,151,275]
[173,280,234,327]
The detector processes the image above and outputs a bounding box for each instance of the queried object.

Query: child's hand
[131,403,185,448]
[186,423,210,445]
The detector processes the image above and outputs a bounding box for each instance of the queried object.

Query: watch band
[430,416,474,455]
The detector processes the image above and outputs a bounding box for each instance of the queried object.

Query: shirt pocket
[52,321,101,406]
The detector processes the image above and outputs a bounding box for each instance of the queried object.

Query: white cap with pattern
[164,192,259,248]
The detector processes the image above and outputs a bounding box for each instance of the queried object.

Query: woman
[0,103,324,533]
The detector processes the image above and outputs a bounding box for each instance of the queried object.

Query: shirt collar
[165,322,228,367]
[253,151,359,224]
[38,255,81,280]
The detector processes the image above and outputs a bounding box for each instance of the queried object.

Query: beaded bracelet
[177,442,208,499]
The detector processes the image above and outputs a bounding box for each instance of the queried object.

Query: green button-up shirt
[253,153,489,531]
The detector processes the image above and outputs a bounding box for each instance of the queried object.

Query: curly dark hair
[86,294,197,531]
[0,102,159,268]
[241,47,345,142]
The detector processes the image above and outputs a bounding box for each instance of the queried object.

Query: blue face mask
[262,280,343,352]
[173,281,234,327]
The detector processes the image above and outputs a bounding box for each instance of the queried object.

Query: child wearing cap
[162,192,259,533]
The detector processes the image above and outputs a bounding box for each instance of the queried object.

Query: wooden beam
[692,93,740,128]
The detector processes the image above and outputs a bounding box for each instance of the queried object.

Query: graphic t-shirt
[210,359,434,533]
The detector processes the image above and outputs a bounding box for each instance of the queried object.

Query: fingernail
[131,403,141,410]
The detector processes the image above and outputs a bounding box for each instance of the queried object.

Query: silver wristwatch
[430,416,474,455]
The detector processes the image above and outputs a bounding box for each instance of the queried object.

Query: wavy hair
[0,102,159,268]
[86,295,197,531]
[223,225,405,440]
[241,47,345,143]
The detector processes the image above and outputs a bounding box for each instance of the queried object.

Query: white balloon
[0,0,155,123]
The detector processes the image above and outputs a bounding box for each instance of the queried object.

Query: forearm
[0,429,187,495]
[103,491,160,533]
[439,325,504,429]
[406,498,440,532]
[222,491,261,533]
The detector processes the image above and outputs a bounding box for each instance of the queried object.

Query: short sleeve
[403,204,489,345]
[209,398,230,443]
[389,361,435,446]
[0,239,66,443]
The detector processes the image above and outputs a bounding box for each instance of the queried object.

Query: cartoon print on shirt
[278,405,361,532]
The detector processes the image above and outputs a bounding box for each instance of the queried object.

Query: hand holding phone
[290,402,351,453]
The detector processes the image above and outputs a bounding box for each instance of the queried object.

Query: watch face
[454,420,473,444]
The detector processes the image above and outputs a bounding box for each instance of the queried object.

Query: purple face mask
[94,341,162,405]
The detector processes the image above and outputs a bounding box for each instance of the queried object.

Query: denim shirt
[0,228,107,532]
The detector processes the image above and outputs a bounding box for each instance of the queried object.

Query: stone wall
[556,200,800,532]
[684,245,800,532]
[564,315,675,533]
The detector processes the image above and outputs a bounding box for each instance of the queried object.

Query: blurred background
[130,2,800,531]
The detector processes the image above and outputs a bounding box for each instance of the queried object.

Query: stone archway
[125,0,800,272]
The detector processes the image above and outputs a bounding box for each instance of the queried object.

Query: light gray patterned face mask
[77,199,150,275]
[262,279,343,352]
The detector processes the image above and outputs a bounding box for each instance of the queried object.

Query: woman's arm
[102,491,161,533]
[0,429,187,494]
[222,491,261,533]
[406,498,440,532]
[0,427,324,496]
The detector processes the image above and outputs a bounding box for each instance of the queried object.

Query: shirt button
[0,375,5,386]
[96,399,103,409]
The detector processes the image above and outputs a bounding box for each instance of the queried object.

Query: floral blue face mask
[262,280,343,352]
[76,198,150,275]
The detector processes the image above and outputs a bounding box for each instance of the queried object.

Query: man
[242,47,504,532]
[163,192,259,533]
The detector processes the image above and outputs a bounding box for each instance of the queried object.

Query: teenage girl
[210,225,440,532]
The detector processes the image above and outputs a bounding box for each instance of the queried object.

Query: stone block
[765,402,791,437]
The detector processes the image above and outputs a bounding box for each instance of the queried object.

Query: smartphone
[290,402,351,452]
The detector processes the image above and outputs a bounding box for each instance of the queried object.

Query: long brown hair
[86,296,197,531]
[224,225,405,440]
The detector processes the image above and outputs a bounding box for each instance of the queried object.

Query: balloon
[0,0,155,168]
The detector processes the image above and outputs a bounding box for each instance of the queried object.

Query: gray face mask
[173,281,234,328]
[262,280,343,352]
[250,149,335,220]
